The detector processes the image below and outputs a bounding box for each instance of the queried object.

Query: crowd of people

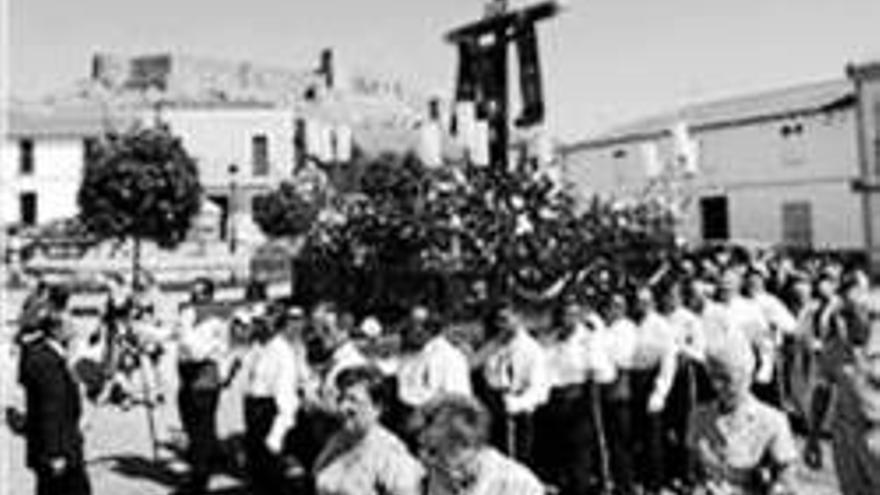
[10,248,880,495]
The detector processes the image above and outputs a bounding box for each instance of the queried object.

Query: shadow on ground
[92,434,252,493]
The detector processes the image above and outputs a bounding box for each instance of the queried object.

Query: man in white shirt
[716,270,774,387]
[534,299,616,495]
[391,306,471,445]
[599,291,639,495]
[475,301,549,466]
[744,269,797,407]
[242,308,305,495]
[628,286,679,494]
[658,280,706,489]
[396,306,472,407]
[175,278,233,495]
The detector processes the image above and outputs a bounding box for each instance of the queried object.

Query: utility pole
[446,0,563,171]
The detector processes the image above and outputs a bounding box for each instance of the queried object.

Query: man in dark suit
[19,305,91,495]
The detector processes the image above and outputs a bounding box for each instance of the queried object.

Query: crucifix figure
[446,0,563,170]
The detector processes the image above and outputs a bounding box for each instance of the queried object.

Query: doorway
[699,195,729,241]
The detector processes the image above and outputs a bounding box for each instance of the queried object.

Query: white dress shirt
[718,297,774,381]
[604,317,638,372]
[543,323,617,388]
[700,300,754,363]
[718,297,770,348]
[482,328,550,414]
[752,292,797,341]
[177,305,229,364]
[397,335,472,407]
[629,311,679,403]
[245,334,302,448]
[665,307,706,362]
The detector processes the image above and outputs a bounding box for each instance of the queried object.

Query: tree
[77,124,202,284]
[252,182,324,238]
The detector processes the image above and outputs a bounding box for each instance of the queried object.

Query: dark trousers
[663,359,698,485]
[244,397,291,495]
[630,368,666,492]
[384,391,418,452]
[472,370,535,466]
[288,408,341,471]
[603,373,636,494]
[178,381,220,494]
[534,383,601,495]
[35,464,91,495]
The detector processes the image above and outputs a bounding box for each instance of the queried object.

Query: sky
[7,0,880,140]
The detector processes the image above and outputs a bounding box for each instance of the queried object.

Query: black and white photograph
[2,1,880,494]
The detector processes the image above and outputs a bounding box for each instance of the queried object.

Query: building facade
[849,61,880,277]
[561,62,880,274]
[0,106,110,227]
[152,103,296,232]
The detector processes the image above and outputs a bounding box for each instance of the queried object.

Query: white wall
[158,107,295,189]
[0,137,85,225]
[562,107,865,249]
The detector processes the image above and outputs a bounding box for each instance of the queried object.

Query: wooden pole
[590,382,614,494]
[132,236,141,290]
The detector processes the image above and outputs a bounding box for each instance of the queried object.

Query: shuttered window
[252,134,269,176]
[781,201,813,247]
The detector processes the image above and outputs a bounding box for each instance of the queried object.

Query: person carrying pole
[473,300,549,467]
[534,297,616,494]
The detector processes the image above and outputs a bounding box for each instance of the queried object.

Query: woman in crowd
[687,343,798,495]
[312,365,424,495]
[418,394,545,495]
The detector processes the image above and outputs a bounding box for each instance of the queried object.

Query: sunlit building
[560,60,880,275]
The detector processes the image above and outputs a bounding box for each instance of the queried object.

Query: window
[19,139,34,175]
[782,201,813,247]
[208,195,229,241]
[252,134,269,176]
[779,121,806,166]
[20,192,37,226]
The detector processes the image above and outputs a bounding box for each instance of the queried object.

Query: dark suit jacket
[18,338,84,470]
